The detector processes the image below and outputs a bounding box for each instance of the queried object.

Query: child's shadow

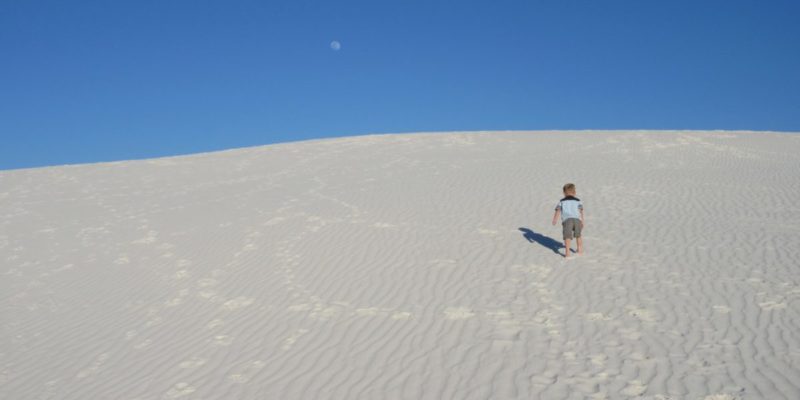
[518,227,566,256]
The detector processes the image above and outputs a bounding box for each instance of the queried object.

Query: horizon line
[3,129,798,172]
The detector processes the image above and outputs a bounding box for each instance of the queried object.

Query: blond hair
[563,183,576,195]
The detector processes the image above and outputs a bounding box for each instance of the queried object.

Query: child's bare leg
[577,237,583,255]
[564,238,571,258]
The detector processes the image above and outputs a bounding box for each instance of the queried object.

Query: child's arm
[580,208,585,226]
[552,209,561,226]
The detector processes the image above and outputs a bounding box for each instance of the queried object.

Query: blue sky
[1,0,799,170]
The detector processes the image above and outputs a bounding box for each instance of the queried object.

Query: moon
[330,41,341,51]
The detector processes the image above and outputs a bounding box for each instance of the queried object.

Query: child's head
[563,183,576,196]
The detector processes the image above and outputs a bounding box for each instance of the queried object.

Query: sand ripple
[2,131,799,399]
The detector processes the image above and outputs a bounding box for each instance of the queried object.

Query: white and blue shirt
[556,196,583,221]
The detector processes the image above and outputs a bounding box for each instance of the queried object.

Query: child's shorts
[562,218,582,240]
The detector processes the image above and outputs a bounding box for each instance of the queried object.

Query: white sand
[2,131,799,399]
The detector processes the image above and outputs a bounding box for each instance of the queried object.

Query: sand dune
[2,131,799,399]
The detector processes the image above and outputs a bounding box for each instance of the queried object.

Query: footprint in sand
[164,297,183,307]
[443,307,476,320]
[308,304,344,320]
[163,382,196,398]
[229,360,266,383]
[198,290,218,299]
[703,395,741,400]
[76,353,109,379]
[197,278,217,288]
[621,380,648,396]
[713,305,732,314]
[264,216,286,226]
[626,306,658,322]
[642,395,678,400]
[758,300,787,310]
[114,256,130,265]
[533,309,560,329]
[206,319,224,330]
[174,270,190,280]
[589,354,608,367]
[391,311,413,320]
[355,307,413,321]
[282,329,309,350]
[585,312,612,321]
[132,231,158,244]
[178,357,207,369]
[477,228,499,236]
[211,335,233,346]
[222,296,254,311]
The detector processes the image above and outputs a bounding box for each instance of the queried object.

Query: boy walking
[552,183,584,258]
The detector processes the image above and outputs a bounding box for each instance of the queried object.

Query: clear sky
[2,0,799,170]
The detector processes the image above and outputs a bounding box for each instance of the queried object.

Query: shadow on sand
[518,227,567,257]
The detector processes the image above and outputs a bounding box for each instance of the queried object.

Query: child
[552,183,584,258]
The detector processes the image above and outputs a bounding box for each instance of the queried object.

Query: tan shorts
[562,218,582,240]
